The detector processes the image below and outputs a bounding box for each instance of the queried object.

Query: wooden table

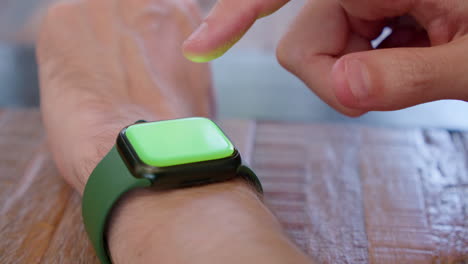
[0,109,467,263]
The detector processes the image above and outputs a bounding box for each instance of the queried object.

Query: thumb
[331,41,468,111]
[182,0,289,63]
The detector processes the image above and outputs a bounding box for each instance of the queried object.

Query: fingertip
[332,57,373,110]
[182,42,220,63]
[182,40,232,63]
[331,58,358,108]
[182,22,212,62]
[182,50,221,63]
[183,30,246,63]
[183,19,247,62]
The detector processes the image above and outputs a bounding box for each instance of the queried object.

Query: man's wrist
[106,178,297,264]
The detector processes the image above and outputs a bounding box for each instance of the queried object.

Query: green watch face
[124,117,234,167]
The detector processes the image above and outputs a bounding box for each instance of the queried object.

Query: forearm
[107,178,312,264]
[38,0,311,262]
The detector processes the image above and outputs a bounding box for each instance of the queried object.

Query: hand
[182,0,468,116]
[37,2,312,264]
[37,0,213,193]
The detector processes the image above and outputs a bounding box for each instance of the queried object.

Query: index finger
[182,0,290,63]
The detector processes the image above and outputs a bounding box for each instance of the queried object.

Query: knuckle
[391,50,434,94]
[276,34,312,76]
[276,38,294,71]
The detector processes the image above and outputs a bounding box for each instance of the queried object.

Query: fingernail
[183,22,214,63]
[185,22,208,43]
[183,51,218,63]
[345,59,371,101]
[183,26,245,63]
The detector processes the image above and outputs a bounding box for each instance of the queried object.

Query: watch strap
[82,146,152,264]
[82,148,262,264]
[238,165,263,194]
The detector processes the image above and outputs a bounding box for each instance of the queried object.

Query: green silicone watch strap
[238,165,263,194]
[82,146,151,264]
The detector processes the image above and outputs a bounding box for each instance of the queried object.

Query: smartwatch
[82,117,263,264]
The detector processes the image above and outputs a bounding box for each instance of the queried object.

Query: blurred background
[1,0,468,129]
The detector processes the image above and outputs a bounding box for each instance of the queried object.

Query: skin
[37,0,312,263]
[182,0,468,116]
[38,0,214,193]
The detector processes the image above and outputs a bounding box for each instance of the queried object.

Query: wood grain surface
[0,109,466,264]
